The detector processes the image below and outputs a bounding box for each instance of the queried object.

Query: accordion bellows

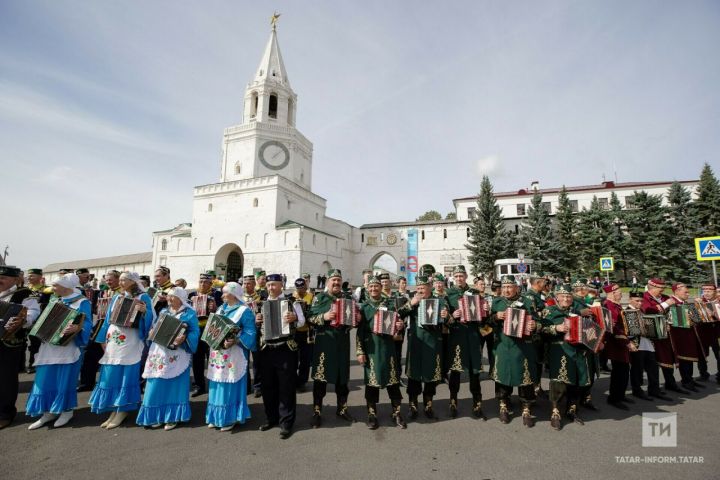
[373,308,399,336]
[0,301,26,338]
[201,313,240,350]
[458,295,488,323]
[29,300,85,346]
[418,298,441,326]
[502,307,535,338]
[148,312,188,349]
[262,299,293,341]
[563,314,604,353]
[330,298,359,328]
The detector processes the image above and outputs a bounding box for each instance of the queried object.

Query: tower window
[161,239,167,251]
[208,203,213,212]
[288,98,295,126]
[421,230,425,241]
[443,229,447,239]
[269,94,278,119]
[253,198,259,207]
[235,162,241,175]
[250,91,258,118]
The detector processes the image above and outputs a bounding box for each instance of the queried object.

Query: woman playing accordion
[88,271,155,429]
[26,274,92,430]
[136,287,199,430]
[204,282,257,431]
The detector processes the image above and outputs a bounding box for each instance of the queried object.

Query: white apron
[99,325,144,365]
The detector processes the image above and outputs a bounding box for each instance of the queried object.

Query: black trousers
[394,338,403,380]
[259,345,298,429]
[251,351,262,392]
[406,379,437,398]
[192,338,209,391]
[448,371,481,399]
[630,350,661,395]
[312,380,350,406]
[27,336,40,364]
[698,341,720,378]
[79,342,104,387]
[479,333,495,372]
[495,383,535,404]
[661,366,678,388]
[295,331,313,387]
[549,380,579,407]
[678,360,695,385]
[0,344,23,421]
[365,384,402,403]
[608,360,630,402]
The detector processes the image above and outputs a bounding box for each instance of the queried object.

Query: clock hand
[272,150,282,160]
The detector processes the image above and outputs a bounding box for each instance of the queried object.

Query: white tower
[220,24,313,190]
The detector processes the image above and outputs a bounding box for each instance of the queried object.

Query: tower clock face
[258,140,290,170]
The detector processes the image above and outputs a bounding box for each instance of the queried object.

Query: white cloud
[476,155,502,178]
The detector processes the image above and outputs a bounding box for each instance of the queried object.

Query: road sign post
[600,256,614,285]
[694,236,720,287]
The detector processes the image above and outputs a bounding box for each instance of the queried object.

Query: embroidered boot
[472,395,487,420]
[391,399,407,429]
[336,397,354,422]
[408,396,419,420]
[498,400,510,424]
[311,405,322,428]
[566,404,584,425]
[423,395,437,420]
[366,403,379,430]
[550,406,562,431]
[449,394,458,418]
[521,403,535,428]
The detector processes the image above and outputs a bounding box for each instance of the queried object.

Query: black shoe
[408,402,418,420]
[550,411,562,431]
[581,401,599,412]
[666,384,690,394]
[472,403,487,421]
[424,406,438,420]
[76,384,93,392]
[366,414,379,430]
[566,408,585,425]
[698,372,710,381]
[279,427,292,439]
[190,389,206,398]
[650,393,673,401]
[608,400,629,411]
[681,383,698,393]
[259,422,277,431]
[311,412,322,428]
[393,411,407,429]
[449,400,458,419]
[253,389,262,398]
[692,381,706,389]
[621,397,635,404]
[336,406,354,422]
[632,391,654,401]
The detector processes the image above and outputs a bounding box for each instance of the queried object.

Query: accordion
[0,301,26,338]
[192,293,217,318]
[262,299,293,341]
[458,294,488,323]
[96,295,112,322]
[667,304,693,328]
[624,310,643,337]
[393,296,409,312]
[502,307,535,338]
[29,300,85,346]
[418,298,442,326]
[372,307,400,336]
[590,306,613,332]
[150,288,165,309]
[201,313,240,350]
[564,314,604,353]
[109,296,144,328]
[640,314,668,340]
[692,299,718,323]
[330,298,360,328]
[148,312,188,349]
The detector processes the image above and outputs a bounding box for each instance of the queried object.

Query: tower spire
[255,14,290,88]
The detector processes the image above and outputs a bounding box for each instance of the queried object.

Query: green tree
[624,191,675,279]
[554,186,578,277]
[606,192,633,284]
[694,163,720,238]
[465,176,507,279]
[667,181,701,283]
[416,210,442,221]
[445,212,457,220]
[575,196,614,277]
[519,191,560,275]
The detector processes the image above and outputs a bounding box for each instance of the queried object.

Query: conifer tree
[519,191,560,275]
[554,186,578,277]
[465,176,507,279]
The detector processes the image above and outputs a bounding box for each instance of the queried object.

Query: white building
[41,27,700,287]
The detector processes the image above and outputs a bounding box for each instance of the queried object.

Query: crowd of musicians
[0,263,718,438]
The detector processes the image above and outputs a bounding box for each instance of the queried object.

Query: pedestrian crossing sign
[600,257,614,271]
[695,236,720,261]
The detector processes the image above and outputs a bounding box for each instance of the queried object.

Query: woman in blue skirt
[205,282,257,431]
[136,287,199,430]
[89,271,154,429]
[27,274,92,430]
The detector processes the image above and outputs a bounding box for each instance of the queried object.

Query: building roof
[360,219,469,229]
[44,252,152,273]
[276,220,344,239]
[453,180,699,202]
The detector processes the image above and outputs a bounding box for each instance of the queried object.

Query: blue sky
[2,1,719,269]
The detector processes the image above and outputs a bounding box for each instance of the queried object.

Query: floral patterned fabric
[99,324,144,365]
[206,345,247,383]
[142,342,191,379]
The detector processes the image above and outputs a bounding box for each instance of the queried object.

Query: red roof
[453,180,698,202]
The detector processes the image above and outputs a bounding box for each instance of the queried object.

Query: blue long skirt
[136,366,191,425]
[88,362,142,413]
[26,359,82,416]
[205,374,250,427]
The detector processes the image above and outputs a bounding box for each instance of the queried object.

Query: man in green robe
[541,284,595,430]
[489,275,540,427]
[399,275,447,420]
[525,274,548,399]
[308,269,355,427]
[571,278,599,410]
[356,276,407,429]
[445,265,486,419]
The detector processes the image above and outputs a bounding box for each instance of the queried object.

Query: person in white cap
[88,271,156,429]
[26,274,93,430]
[204,282,257,432]
[136,287,199,430]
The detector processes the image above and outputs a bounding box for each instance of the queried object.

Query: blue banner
[407,229,418,286]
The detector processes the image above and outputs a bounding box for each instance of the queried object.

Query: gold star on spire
[271,11,281,31]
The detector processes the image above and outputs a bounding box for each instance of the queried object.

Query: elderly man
[668,282,705,392]
[603,284,637,409]
[292,278,314,392]
[188,272,223,397]
[0,266,41,429]
[697,283,720,384]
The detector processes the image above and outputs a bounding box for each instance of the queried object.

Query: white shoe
[106,411,127,429]
[101,412,117,428]
[28,413,57,430]
[53,411,74,428]
[220,423,235,432]
[207,423,215,429]
[164,422,177,431]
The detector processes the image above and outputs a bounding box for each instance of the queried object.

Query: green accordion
[667,304,693,329]
[149,312,188,349]
[29,299,85,346]
[201,313,240,350]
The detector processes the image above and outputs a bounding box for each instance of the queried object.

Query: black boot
[311,405,322,428]
[408,396,419,420]
[449,395,458,418]
[521,403,535,428]
[472,395,487,420]
[391,400,407,429]
[550,406,562,431]
[336,398,355,422]
[499,400,510,424]
[566,404,585,425]
[423,395,437,420]
[366,403,379,430]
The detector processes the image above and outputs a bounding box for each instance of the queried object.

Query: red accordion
[192,293,217,318]
[458,295,488,323]
[564,314,604,353]
[590,305,613,332]
[331,298,359,328]
[502,307,535,338]
[373,308,400,336]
